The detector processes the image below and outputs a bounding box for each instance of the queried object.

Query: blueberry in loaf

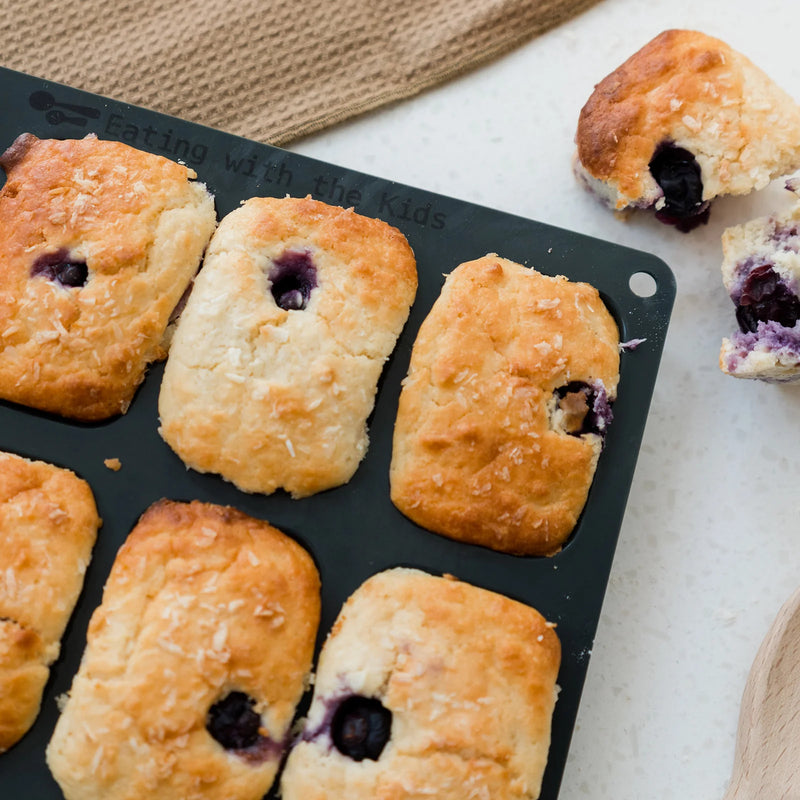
[0,450,100,753]
[575,30,800,231]
[0,133,217,420]
[280,567,561,800]
[46,499,320,800]
[158,195,418,498]
[720,186,800,381]
[390,254,619,556]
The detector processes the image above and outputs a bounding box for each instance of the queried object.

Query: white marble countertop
[291,2,800,797]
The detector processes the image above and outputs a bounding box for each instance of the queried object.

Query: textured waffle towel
[1,0,599,145]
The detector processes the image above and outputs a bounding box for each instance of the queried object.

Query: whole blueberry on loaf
[280,568,561,800]
[575,30,800,231]
[158,195,417,498]
[0,134,216,420]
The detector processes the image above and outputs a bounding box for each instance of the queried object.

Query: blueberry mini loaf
[158,195,417,498]
[46,500,320,800]
[280,568,561,800]
[0,450,100,753]
[720,189,800,381]
[575,30,800,231]
[0,134,216,420]
[390,255,620,556]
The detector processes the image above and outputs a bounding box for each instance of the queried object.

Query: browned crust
[0,450,100,752]
[0,134,216,420]
[47,499,320,800]
[575,29,800,208]
[0,131,37,171]
[230,196,419,307]
[577,30,716,182]
[0,619,48,753]
[390,255,619,556]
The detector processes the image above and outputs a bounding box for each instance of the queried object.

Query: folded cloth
[0,0,600,144]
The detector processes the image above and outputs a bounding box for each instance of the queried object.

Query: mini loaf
[390,254,619,556]
[46,499,321,800]
[720,188,800,381]
[158,195,417,498]
[280,567,561,800]
[575,30,800,231]
[0,133,216,420]
[0,450,100,753]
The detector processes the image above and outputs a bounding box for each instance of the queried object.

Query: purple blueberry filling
[268,249,317,310]
[729,319,800,353]
[725,320,800,380]
[771,223,800,245]
[206,691,270,755]
[734,263,800,333]
[649,145,709,232]
[31,249,88,287]
[330,695,392,762]
[554,381,613,438]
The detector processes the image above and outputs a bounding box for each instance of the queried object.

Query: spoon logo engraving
[29,90,101,127]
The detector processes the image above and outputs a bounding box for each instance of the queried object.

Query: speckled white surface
[291,2,800,797]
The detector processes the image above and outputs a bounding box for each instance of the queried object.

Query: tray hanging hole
[629,271,657,298]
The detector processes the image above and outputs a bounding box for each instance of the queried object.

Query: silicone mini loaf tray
[0,67,675,800]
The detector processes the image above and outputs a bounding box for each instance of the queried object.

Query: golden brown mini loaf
[390,254,619,556]
[0,133,216,420]
[46,499,320,800]
[0,450,100,753]
[280,567,561,800]
[575,30,800,231]
[158,195,417,498]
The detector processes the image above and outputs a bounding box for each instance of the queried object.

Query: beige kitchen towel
[1,0,600,145]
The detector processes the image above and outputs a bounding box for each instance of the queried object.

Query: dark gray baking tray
[0,66,675,798]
